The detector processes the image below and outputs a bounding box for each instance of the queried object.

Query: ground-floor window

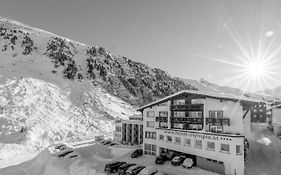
[207,141,215,150]
[175,137,181,144]
[184,138,191,146]
[159,134,164,141]
[195,139,202,149]
[167,136,172,142]
[144,143,156,155]
[220,144,230,153]
[236,145,242,154]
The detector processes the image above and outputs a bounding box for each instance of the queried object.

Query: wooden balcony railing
[170,117,203,123]
[171,104,204,111]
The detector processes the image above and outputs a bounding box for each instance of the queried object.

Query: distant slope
[182,78,278,102]
[257,86,281,100]
[181,78,222,93]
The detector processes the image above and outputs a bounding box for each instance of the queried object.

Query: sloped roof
[137,90,262,111]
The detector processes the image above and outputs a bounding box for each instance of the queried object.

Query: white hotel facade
[137,90,260,175]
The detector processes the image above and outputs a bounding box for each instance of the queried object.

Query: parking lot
[99,140,218,175]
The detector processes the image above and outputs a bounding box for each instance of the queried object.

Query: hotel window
[173,99,185,105]
[207,141,215,150]
[188,111,203,118]
[145,132,156,139]
[159,134,164,141]
[159,122,168,128]
[173,123,184,129]
[184,138,191,146]
[236,145,242,154]
[195,140,202,148]
[221,144,230,153]
[209,111,223,118]
[175,137,181,144]
[191,99,204,104]
[147,121,155,128]
[144,143,156,155]
[159,111,168,117]
[167,136,172,142]
[209,125,223,133]
[147,111,155,118]
[189,124,203,130]
[173,111,185,117]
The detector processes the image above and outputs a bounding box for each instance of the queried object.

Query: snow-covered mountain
[182,78,279,102]
[0,17,197,161]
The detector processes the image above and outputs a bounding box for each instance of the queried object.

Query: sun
[246,60,268,79]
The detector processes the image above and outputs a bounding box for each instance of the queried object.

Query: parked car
[118,163,136,175]
[109,142,118,146]
[155,155,168,164]
[104,161,126,174]
[131,149,143,158]
[162,151,176,160]
[49,143,74,157]
[126,165,145,175]
[182,158,194,168]
[103,140,112,145]
[138,166,157,175]
[171,155,186,166]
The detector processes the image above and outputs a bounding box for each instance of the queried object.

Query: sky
[1,0,281,92]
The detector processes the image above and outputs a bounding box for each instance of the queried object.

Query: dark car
[162,151,176,160]
[171,155,186,166]
[109,142,118,146]
[131,149,143,158]
[104,161,126,174]
[118,163,136,175]
[126,165,145,175]
[103,140,112,145]
[155,155,168,165]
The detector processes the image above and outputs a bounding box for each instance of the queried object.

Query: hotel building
[137,90,261,175]
[113,115,143,145]
[267,104,281,136]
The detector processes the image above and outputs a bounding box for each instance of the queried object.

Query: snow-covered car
[151,172,168,175]
[118,163,136,175]
[126,165,145,175]
[48,143,74,157]
[182,158,194,168]
[171,155,186,166]
[138,165,157,175]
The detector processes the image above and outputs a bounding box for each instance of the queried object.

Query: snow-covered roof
[137,90,262,111]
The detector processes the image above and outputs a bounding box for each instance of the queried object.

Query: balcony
[170,117,203,123]
[171,104,203,111]
[206,118,230,126]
